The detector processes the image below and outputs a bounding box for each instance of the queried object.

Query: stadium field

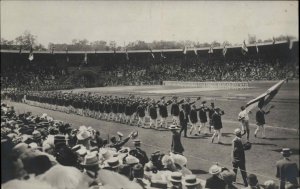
[65,80,299,130]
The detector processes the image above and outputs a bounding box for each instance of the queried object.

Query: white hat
[234,128,242,135]
[125,155,140,165]
[208,165,222,175]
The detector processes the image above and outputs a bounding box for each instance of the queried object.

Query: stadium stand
[1,41,298,90]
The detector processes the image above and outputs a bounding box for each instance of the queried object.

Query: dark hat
[211,102,215,106]
[281,148,292,157]
[169,172,183,183]
[247,174,258,186]
[56,146,78,166]
[133,139,141,146]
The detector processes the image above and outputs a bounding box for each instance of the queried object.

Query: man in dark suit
[179,104,188,137]
[171,97,184,126]
[169,125,184,155]
[232,128,248,187]
[211,108,224,144]
[158,98,172,129]
[276,148,299,189]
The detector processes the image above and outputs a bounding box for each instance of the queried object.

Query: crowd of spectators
[1,64,72,91]
[2,101,287,189]
[100,57,297,87]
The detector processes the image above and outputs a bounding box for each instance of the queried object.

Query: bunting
[28,46,34,61]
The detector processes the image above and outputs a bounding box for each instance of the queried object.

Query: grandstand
[1,40,298,90]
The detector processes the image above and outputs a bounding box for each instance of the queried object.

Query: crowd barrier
[163,81,249,89]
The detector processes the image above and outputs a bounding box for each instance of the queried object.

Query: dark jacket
[212,112,222,130]
[136,105,146,118]
[158,103,169,118]
[179,110,188,126]
[276,158,299,189]
[232,136,245,164]
[205,175,227,189]
[199,107,208,123]
[189,109,198,124]
[171,132,184,154]
[171,103,180,116]
[149,104,158,119]
[256,110,269,125]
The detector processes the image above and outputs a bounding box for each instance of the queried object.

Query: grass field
[66,80,299,130]
[6,80,298,187]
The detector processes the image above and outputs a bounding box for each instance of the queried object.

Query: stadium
[1,1,299,189]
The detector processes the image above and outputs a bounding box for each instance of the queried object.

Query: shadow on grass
[222,133,235,137]
[265,137,299,141]
[272,148,299,156]
[190,169,209,175]
[251,142,278,146]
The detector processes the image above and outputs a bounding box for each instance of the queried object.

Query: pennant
[222,44,227,57]
[19,45,22,54]
[51,46,55,54]
[183,46,187,55]
[272,37,276,45]
[84,52,88,64]
[65,48,69,63]
[245,80,285,112]
[149,49,155,59]
[28,46,34,61]
[161,51,166,59]
[194,47,198,56]
[125,49,129,60]
[287,37,293,50]
[255,42,259,54]
[241,40,248,55]
[208,45,213,54]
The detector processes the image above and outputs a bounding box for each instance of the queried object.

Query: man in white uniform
[238,106,251,141]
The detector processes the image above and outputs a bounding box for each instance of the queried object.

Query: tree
[15,30,37,50]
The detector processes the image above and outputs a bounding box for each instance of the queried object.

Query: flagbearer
[254,105,274,138]
[238,106,251,141]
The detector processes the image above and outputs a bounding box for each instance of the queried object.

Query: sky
[1,1,299,47]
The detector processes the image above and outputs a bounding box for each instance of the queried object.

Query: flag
[245,80,285,112]
[255,42,259,53]
[51,46,55,54]
[183,46,187,55]
[65,48,69,63]
[272,37,276,45]
[161,51,166,59]
[125,49,129,60]
[194,46,198,56]
[222,44,227,57]
[28,46,34,61]
[149,49,155,59]
[19,45,22,54]
[208,45,213,54]
[241,40,248,55]
[287,37,293,50]
[84,52,88,64]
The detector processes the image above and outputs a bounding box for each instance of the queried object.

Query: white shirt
[238,110,249,121]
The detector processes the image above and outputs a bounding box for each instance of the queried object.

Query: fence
[163,81,249,89]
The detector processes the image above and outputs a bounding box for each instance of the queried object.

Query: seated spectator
[205,164,227,189]
[242,174,260,189]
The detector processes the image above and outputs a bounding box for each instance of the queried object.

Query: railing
[163,81,249,89]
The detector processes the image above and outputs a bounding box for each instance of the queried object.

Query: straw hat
[99,148,113,161]
[208,165,222,175]
[106,157,120,168]
[12,143,30,157]
[168,125,180,130]
[168,172,183,183]
[76,130,91,141]
[81,153,100,167]
[182,175,201,186]
[125,155,140,165]
[234,128,242,135]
